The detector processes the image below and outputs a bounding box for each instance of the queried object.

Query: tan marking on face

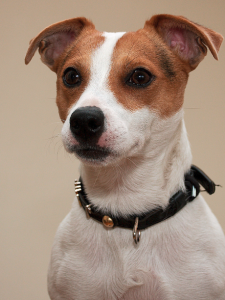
[55,28,105,121]
[108,28,188,118]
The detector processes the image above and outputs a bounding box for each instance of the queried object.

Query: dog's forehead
[60,28,159,70]
[107,29,157,59]
[89,31,127,84]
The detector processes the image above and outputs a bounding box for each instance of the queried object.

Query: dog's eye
[127,68,154,87]
[63,68,81,87]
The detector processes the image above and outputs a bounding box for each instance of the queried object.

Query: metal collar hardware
[85,204,92,219]
[133,217,141,244]
[102,215,114,228]
[74,165,216,245]
[74,180,82,206]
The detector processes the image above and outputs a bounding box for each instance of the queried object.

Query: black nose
[70,106,105,144]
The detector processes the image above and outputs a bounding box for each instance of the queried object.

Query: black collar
[74,165,216,243]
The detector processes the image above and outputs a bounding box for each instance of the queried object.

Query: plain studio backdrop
[1,0,225,299]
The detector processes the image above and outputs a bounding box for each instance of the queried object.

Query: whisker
[184,107,200,110]
[125,54,143,69]
[49,119,65,123]
[56,144,64,161]
[48,134,61,140]
[126,157,138,168]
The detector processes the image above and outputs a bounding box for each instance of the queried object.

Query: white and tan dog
[25,14,225,300]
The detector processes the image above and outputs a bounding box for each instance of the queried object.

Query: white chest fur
[48,193,225,300]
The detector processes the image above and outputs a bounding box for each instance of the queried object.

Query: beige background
[1,0,225,299]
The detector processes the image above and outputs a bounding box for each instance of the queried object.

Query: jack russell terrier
[25,14,225,300]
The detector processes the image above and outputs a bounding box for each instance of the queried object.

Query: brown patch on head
[56,29,104,121]
[25,17,105,121]
[155,45,176,79]
[108,28,188,118]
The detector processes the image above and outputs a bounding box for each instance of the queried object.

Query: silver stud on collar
[74,179,93,219]
[85,204,92,219]
[192,186,197,197]
[133,217,141,244]
[74,179,82,206]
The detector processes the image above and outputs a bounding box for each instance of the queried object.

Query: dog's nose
[70,106,105,143]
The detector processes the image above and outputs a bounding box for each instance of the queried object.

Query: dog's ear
[145,14,223,71]
[25,18,95,72]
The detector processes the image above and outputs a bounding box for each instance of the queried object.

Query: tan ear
[25,17,95,72]
[145,14,223,71]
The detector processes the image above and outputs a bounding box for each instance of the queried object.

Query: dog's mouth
[72,145,112,162]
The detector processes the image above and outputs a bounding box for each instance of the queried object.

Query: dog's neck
[80,110,192,216]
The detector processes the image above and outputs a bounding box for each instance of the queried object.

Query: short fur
[25,14,225,300]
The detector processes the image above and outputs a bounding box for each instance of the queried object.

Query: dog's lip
[73,146,112,161]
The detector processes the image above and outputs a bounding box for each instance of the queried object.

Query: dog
[25,14,225,300]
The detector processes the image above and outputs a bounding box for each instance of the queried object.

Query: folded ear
[25,18,95,72]
[145,14,223,71]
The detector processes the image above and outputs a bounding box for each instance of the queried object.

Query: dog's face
[25,15,222,166]
[59,28,189,166]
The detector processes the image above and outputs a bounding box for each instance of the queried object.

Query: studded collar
[74,165,216,243]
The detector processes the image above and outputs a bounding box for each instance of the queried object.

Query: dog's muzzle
[69,106,109,161]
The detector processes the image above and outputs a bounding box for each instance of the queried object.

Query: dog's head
[25,15,223,166]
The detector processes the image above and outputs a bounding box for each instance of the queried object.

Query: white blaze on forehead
[90,32,126,88]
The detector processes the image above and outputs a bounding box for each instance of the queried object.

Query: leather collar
[74,165,216,242]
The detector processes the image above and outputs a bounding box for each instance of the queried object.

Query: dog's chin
[64,140,143,166]
[67,145,115,166]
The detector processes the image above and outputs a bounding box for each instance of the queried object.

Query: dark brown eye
[63,68,81,87]
[127,68,154,87]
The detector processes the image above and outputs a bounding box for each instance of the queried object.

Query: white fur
[49,32,225,300]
